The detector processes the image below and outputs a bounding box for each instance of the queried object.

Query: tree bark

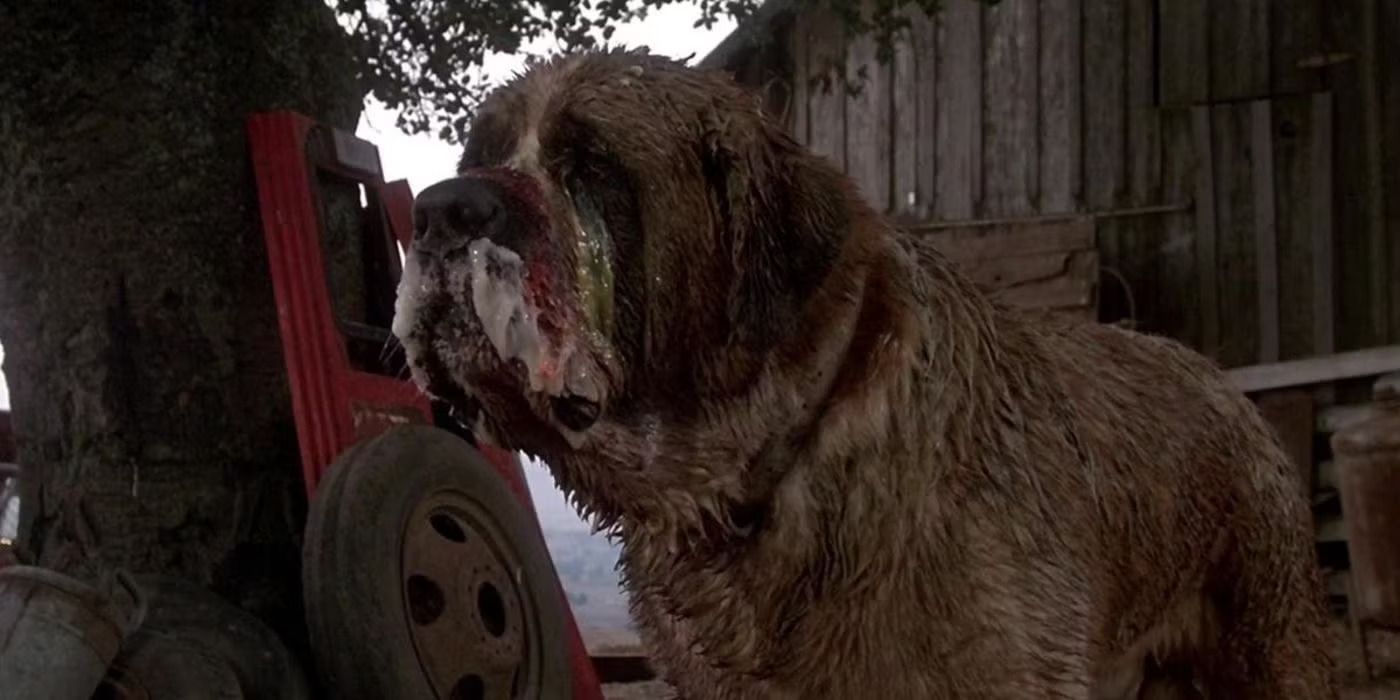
[0,0,362,656]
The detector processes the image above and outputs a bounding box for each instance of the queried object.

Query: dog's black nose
[412,177,506,256]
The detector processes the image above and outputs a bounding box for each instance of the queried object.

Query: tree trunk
[0,0,362,656]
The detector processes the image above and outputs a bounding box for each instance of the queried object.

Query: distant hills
[521,455,634,632]
[544,528,633,630]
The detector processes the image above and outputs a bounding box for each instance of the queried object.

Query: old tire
[95,574,310,700]
[135,574,311,699]
[96,630,244,700]
[303,424,571,700]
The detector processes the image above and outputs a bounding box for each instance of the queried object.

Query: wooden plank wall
[1189,95,1334,368]
[919,218,1099,317]
[935,0,982,220]
[1159,0,1400,356]
[788,0,1186,346]
[789,0,1189,344]
[771,0,1399,365]
[799,0,1055,221]
[1384,1,1400,349]
[1323,1,1388,355]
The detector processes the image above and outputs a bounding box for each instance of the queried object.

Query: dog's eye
[567,174,609,240]
[564,171,616,335]
[553,159,573,182]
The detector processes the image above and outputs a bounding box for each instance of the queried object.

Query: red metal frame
[247,111,603,699]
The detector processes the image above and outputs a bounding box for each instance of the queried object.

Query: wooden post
[1251,100,1280,363]
[1310,93,1336,364]
[1255,390,1316,501]
[1192,106,1220,359]
[935,0,983,220]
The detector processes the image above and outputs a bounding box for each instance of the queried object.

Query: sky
[0,4,737,537]
[356,4,736,198]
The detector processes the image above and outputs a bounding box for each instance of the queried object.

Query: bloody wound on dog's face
[395,49,853,460]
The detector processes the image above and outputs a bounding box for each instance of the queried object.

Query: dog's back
[628,231,1334,699]
[873,236,1336,698]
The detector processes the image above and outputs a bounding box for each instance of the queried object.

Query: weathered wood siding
[920,217,1099,317]
[728,0,1400,367]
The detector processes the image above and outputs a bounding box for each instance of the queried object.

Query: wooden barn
[703,0,1400,663]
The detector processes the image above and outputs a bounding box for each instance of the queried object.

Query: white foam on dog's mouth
[391,251,435,395]
[468,238,551,392]
[391,251,424,344]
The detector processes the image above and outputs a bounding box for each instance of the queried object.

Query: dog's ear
[699,111,850,352]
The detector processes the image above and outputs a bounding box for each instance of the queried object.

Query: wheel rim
[400,491,539,700]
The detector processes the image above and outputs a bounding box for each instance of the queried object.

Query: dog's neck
[567,218,1014,678]
[551,215,912,541]
[548,218,1008,545]
[595,223,950,678]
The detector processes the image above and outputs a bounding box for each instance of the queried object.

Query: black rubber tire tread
[101,628,245,700]
[125,574,312,700]
[299,434,367,681]
[302,424,572,699]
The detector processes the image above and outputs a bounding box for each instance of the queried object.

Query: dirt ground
[600,616,1400,699]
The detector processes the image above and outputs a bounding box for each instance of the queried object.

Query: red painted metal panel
[376,179,417,251]
[247,111,603,699]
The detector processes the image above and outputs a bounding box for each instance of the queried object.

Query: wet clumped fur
[395,49,1337,699]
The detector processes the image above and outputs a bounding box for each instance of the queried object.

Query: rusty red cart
[248,111,605,700]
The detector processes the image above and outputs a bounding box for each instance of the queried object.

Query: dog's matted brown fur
[393,49,1336,699]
